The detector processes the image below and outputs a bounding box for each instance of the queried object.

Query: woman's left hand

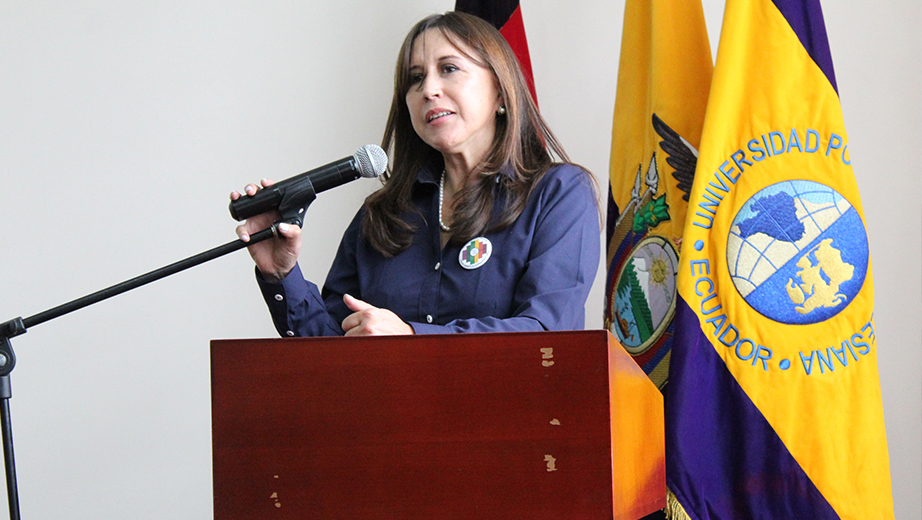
[341,294,414,336]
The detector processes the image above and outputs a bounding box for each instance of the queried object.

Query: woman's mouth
[426,110,454,123]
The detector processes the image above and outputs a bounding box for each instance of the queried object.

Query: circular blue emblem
[726,180,869,325]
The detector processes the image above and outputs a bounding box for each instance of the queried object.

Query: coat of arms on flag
[605,0,713,390]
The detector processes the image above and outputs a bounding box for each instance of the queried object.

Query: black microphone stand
[0,225,284,519]
[0,183,318,519]
[0,226,286,519]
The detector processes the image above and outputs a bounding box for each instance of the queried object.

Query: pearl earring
[497,106,506,115]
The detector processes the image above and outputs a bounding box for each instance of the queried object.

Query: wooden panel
[211,330,664,519]
[608,334,667,519]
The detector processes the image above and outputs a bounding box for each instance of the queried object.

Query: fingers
[343,293,372,312]
[229,179,275,200]
[341,295,371,334]
[229,178,300,281]
[231,178,286,243]
[276,222,301,239]
[236,218,301,244]
[341,295,413,336]
[235,223,250,242]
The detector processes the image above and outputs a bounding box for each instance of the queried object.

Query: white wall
[0,1,918,518]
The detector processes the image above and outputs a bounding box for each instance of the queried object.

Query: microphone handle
[229,156,359,221]
[309,156,360,193]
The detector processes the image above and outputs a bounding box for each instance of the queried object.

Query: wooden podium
[211,330,665,519]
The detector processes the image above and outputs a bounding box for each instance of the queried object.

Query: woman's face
[405,29,501,167]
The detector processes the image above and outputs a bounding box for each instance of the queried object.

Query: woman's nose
[421,75,441,99]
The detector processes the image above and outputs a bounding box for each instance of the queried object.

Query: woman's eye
[409,73,424,84]
[441,64,459,74]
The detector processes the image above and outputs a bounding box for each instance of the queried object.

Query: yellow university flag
[665,0,894,518]
[605,0,712,390]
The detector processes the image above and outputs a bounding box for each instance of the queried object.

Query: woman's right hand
[231,179,302,282]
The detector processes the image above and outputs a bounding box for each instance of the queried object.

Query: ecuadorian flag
[666,1,894,519]
[605,0,712,390]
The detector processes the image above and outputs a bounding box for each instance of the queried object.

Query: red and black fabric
[454,0,538,105]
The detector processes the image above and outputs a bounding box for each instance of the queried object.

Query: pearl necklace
[438,171,451,232]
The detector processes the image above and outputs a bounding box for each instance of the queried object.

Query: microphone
[229,144,388,222]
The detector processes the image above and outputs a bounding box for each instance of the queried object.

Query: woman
[232,12,600,337]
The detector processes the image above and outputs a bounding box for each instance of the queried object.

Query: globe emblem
[611,236,678,354]
[727,180,869,325]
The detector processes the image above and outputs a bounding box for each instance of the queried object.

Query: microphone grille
[354,144,388,178]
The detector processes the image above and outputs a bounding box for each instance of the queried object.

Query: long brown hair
[363,11,577,257]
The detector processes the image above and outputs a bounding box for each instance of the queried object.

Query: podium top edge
[211,329,614,347]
